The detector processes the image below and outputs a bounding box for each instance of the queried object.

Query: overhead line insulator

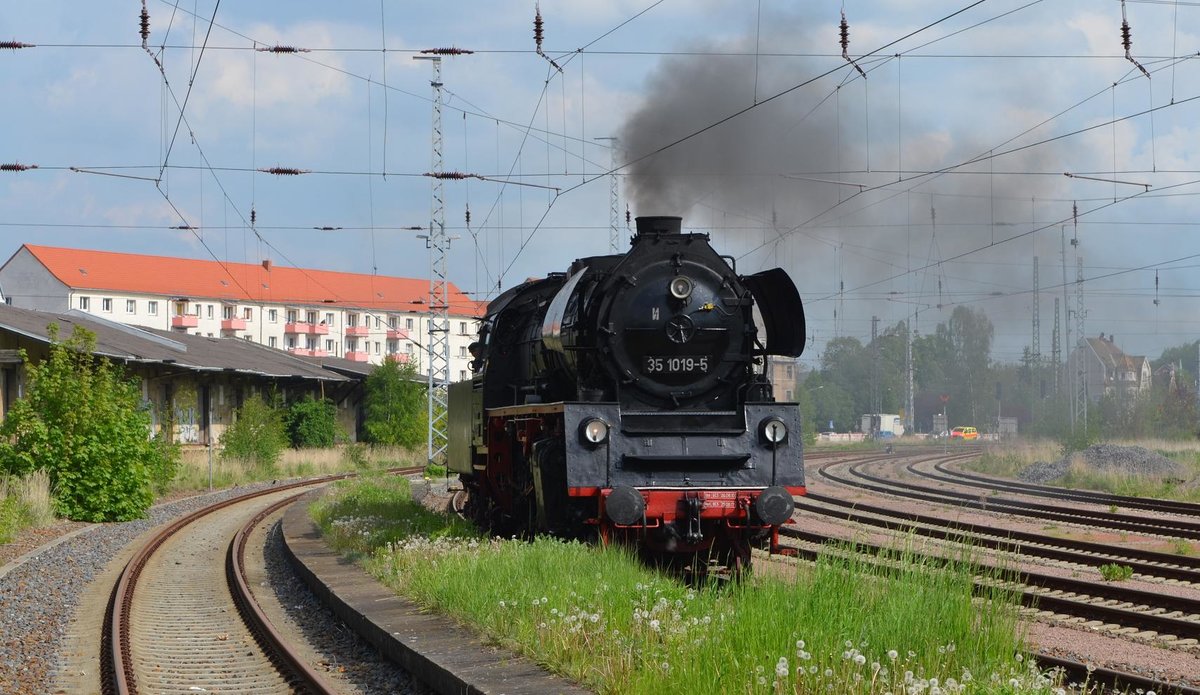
[839,11,867,80]
[258,167,309,176]
[421,47,474,56]
[313,226,342,231]
[257,45,310,53]
[424,171,481,180]
[171,224,195,230]
[0,40,35,50]
[139,0,150,48]
[1,162,38,171]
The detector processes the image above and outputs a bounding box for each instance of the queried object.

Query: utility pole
[594,137,621,252]
[1074,254,1087,431]
[870,316,881,418]
[1032,256,1040,362]
[415,48,472,465]
[905,317,914,434]
[1052,297,1061,394]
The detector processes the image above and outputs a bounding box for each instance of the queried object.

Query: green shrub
[286,396,338,448]
[0,326,177,522]
[1099,563,1133,581]
[220,395,286,469]
[364,358,426,447]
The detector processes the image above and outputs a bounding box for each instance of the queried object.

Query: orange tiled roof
[21,245,483,316]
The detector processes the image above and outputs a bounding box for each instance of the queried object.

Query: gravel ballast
[1018,444,1185,484]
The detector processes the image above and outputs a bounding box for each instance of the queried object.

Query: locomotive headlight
[581,417,610,446]
[759,416,789,447]
[668,275,694,300]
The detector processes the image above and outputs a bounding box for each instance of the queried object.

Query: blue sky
[3,1,1199,368]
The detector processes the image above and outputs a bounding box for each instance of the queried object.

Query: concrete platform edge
[280,489,592,695]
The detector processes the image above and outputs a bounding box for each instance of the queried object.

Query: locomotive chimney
[634,216,682,236]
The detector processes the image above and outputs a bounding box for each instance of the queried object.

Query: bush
[286,396,338,448]
[221,395,286,469]
[364,358,426,447]
[0,326,177,522]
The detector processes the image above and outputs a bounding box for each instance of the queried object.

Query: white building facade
[0,245,482,381]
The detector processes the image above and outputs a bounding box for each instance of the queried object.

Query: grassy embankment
[0,470,55,544]
[311,474,1068,695]
[965,438,1200,503]
[0,444,426,542]
[171,444,425,491]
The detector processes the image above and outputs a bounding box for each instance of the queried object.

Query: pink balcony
[171,314,198,328]
[345,350,371,362]
[220,318,247,332]
[385,353,410,364]
[386,328,408,340]
[344,325,370,337]
[288,347,329,358]
[284,322,329,335]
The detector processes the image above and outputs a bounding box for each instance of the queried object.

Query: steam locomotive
[447,216,806,572]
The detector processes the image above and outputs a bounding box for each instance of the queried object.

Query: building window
[193,303,201,316]
[405,342,414,354]
[306,310,318,324]
[148,300,158,315]
[405,317,414,330]
[347,338,358,351]
[347,313,358,327]
[306,336,318,349]
[325,312,334,325]
[325,339,335,352]
[101,297,113,312]
[375,316,381,329]
[126,299,136,313]
[388,316,397,329]
[223,305,234,320]
[460,370,468,380]
[269,309,278,322]
[459,346,468,358]
[786,365,794,378]
[285,336,296,348]
[243,307,253,321]
[374,341,381,354]
[269,336,278,348]
[388,340,398,353]
[206,304,213,319]
[78,296,90,311]
[286,309,297,323]
[460,321,467,334]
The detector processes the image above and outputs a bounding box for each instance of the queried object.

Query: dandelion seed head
[888,649,899,661]
[854,654,867,666]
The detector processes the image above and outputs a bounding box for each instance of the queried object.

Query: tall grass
[0,470,55,543]
[313,477,1062,694]
[172,444,424,492]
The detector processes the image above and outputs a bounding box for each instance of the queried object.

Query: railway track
[103,468,422,695]
[819,454,1200,539]
[922,458,1200,516]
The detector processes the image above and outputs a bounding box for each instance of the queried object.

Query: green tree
[364,358,427,447]
[221,394,287,468]
[286,396,338,448]
[0,325,178,521]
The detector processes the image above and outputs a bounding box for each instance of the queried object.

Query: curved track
[104,468,422,695]
[819,454,1200,539]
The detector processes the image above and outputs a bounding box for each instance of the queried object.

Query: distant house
[767,356,799,402]
[1066,332,1151,404]
[0,304,365,444]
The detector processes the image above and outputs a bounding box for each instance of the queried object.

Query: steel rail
[105,467,422,694]
[820,458,1200,539]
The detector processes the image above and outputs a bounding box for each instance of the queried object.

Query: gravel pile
[1018,444,1185,484]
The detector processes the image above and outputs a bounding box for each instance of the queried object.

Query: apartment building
[0,245,483,380]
